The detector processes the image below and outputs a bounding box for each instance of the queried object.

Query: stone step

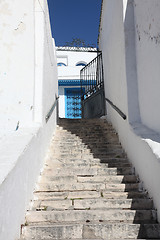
[32,198,153,211]
[53,137,118,143]
[102,190,149,199]
[20,239,160,240]
[53,142,121,148]
[44,161,132,170]
[36,182,140,192]
[73,198,153,210]
[52,153,127,160]
[77,175,138,183]
[21,223,160,239]
[35,182,106,192]
[32,199,73,211]
[42,166,134,176]
[53,157,129,165]
[33,190,149,202]
[34,191,101,201]
[41,175,138,184]
[52,148,125,156]
[26,209,157,224]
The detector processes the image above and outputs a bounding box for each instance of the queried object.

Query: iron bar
[105,98,127,120]
[80,52,104,101]
[45,97,59,122]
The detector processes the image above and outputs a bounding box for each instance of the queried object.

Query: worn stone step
[47,161,131,171]
[35,182,105,192]
[36,181,140,192]
[33,192,70,201]
[99,157,129,163]
[52,154,94,159]
[32,199,73,211]
[52,148,92,153]
[22,223,160,239]
[52,139,83,144]
[77,175,138,183]
[52,146,90,151]
[39,175,76,183]
[102,190,149,199]
[26,209,157,224]
[52,153,127,160]
[32,198,153,211]
[33,190,148,202]
[41,175,138,184]
[73,198,153,210]
[34,191,101,201]
[46,159,100,166]
[43,166,134,176]
[104,183,139,191]
[44,161,132,170]
[20,239,159,240]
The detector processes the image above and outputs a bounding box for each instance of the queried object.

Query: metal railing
[105,98,127,120]
[45,96,59,122]
[80,52,104,100]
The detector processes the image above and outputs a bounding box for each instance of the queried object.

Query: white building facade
[56,47,98,118]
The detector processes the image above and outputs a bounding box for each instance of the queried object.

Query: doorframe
[64,87,85,119]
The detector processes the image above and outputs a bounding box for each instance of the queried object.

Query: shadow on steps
[57,118,160,239]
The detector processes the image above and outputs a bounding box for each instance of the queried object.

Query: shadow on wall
[57,118,159,239]
[124,0,141,124]
[124,1,160,145]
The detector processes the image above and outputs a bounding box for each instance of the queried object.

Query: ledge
[130,122,160,161]
[0,125,40,185]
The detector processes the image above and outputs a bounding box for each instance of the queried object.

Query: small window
[76,62,87,67]
[57,62,66,67]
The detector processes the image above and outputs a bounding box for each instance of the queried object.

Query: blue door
[65,88,84,119]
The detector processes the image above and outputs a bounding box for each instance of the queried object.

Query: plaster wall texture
[99,0,160,221]
[0,0,35,131]
[134,0,160,133]
[0,0,58,239]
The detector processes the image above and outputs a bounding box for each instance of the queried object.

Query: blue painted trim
[59,79,96,86]
[64,87,85,119]
[65,88,67,118]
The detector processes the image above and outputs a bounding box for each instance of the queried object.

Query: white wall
[99,0,160,221]
[57,50,97,80]
[0,0,58,239]
[134,0,160,133]
[0,0,35,131]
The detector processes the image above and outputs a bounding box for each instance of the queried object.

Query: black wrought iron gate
[80,53,105,118]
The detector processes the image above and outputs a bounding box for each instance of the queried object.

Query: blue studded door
[65,88,84,119]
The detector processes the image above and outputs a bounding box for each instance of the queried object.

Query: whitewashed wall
[134,0,160,133]
[0,0,58,239]
[99,0,160,221]
[0,0,35,131]
[57,50,97,80]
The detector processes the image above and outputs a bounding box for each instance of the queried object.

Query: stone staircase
[20,118,160,239]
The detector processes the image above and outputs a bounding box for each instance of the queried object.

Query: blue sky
[47,0,102,47]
